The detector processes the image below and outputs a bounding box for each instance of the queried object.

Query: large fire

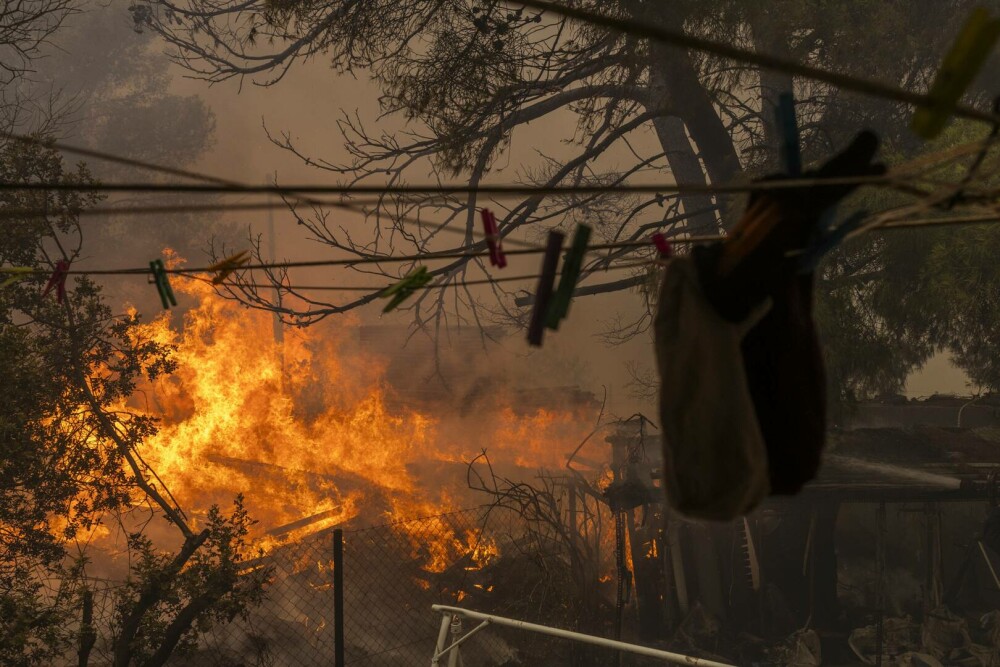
[122,261,601,560]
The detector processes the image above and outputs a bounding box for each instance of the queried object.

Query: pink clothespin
[43,260,70,303]
[652,233,673,261]
[480,208,507,269]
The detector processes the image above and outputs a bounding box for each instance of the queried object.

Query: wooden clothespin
[546,224,591,330]
[912,8,1000,140]
[207,250,251,285]
[652,233,673,261]
[0,267,34,290]
[480,209,507,269]
[776,92,802,176]
[527,230,564,347]
[149,259,177,310]
[380,266,432,313]
[42,260,70,303]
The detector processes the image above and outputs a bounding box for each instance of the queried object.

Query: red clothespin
[480,208,507,269]
[43,260,70,303]
[652,233,673,261]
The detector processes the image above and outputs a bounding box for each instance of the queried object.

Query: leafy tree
[136,0,1000,403]
[0,137,267,665]
[0,4,264,664]
[17,1,226,268]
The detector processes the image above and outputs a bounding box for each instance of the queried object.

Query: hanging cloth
[655,131,884,519]
[654,255,771,520]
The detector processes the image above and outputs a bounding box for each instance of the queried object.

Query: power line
[0,173,917,197]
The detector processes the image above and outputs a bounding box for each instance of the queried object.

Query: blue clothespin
[380,266,432,313]
[527,231,564,347]
[776,92,801,176]
[149,259,177,309]
[797,210,868,273]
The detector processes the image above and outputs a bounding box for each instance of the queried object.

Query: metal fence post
[334,528,345,667]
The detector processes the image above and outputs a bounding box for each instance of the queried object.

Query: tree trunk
[645,38,742,233]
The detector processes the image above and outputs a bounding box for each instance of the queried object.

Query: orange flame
[116,260,601,567]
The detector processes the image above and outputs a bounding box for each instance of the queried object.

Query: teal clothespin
[912,8,1000,140]
[380,266,432,313]
[149,259,177,309]
[776,92,801,176]
[545,224,591,330]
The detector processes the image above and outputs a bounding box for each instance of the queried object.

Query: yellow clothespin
[207,250,251,285]
[912,7,1000,140]
[0,267,34,290]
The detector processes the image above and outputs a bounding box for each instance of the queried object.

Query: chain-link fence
[50,497,621,666]
[178,503,621,667]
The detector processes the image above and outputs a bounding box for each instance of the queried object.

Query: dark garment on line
[693,239,827,497]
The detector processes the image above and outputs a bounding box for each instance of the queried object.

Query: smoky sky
[40,1,972,411]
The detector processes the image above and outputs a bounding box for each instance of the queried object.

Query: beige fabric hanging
[654,256,771,521]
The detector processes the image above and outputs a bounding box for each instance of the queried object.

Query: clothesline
[6,209,1000,285]
[180,263,649,292]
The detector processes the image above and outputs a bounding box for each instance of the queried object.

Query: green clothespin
[912,7,1000,140]
[545,224,591,330]
[0,267,34,290]
[380,266,432,313]
[149,259,177,309]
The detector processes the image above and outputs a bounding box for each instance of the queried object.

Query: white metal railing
[430,605,736,667]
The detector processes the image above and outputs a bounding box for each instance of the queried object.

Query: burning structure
[68,272,625,665]
[53,272,1000,666]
